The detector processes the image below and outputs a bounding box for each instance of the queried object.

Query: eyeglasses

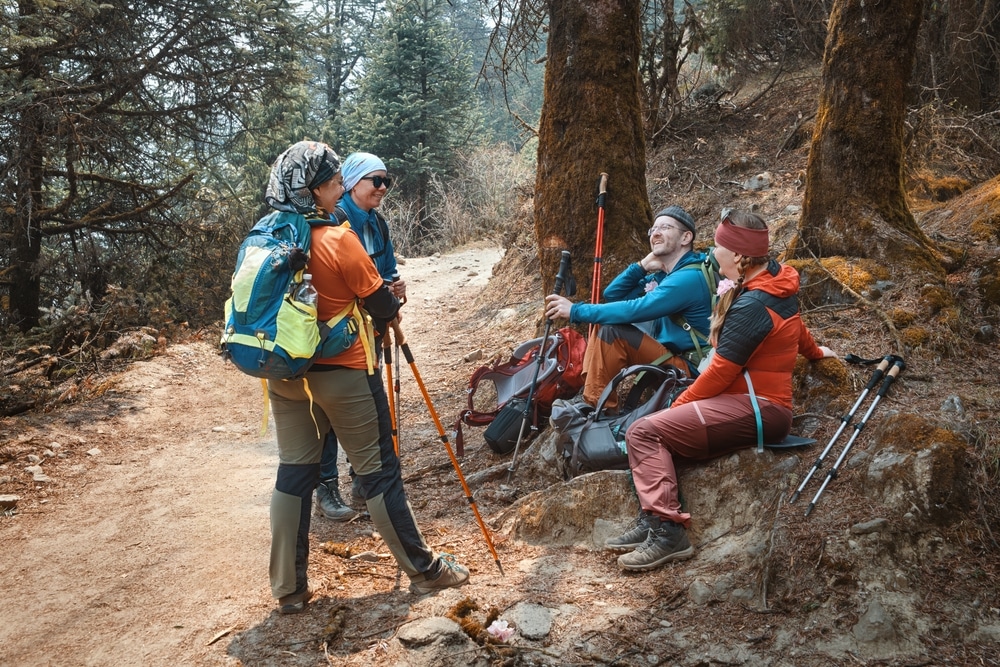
[359,175,392,189]
[648,223,684,237]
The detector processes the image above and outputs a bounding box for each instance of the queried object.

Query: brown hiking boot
[277,584,314,614]
[409,554,470,595]
[617,517,694,571]
[604,512,653,552]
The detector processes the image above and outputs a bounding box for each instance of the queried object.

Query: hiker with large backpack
[256,142,468,614]
[544,205,715,414]
[315,152,405,522]
[608,211,837,572]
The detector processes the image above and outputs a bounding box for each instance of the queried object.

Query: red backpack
[453,327,586,455]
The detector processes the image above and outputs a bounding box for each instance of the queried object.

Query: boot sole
[618,545,695,571]
[315,504,359,521]
[604,541,646,552]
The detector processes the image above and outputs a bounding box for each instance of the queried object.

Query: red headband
[715,217,769,256]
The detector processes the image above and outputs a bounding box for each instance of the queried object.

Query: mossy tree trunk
[794,0,945,277]
[535,0,652,301]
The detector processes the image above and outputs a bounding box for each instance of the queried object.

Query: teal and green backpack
[220,210,374,382]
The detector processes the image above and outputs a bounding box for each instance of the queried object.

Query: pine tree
[343,0,482,232]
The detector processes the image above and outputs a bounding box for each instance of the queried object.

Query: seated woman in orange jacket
[608,210,837,572]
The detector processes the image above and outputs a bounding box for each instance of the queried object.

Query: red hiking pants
[625,393,792,527]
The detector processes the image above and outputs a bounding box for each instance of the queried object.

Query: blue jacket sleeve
[602,263,651,302]
[570,265,704,326]
[380,234,398,281]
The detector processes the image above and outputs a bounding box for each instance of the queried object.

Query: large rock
[393,617,488,667]
[863,413,970,524]
[494,469,639,548]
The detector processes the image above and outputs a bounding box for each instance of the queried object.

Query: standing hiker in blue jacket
[316,152,407,522]
[263,141,468,614]
[545,205,715,413]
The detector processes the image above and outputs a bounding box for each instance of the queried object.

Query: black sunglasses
[360,175,392,188]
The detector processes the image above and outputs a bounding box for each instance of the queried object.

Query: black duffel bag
[551,365,693,477]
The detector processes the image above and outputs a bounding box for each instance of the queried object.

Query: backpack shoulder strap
[305,207,351,229]
[667,255,720,361]
[593,364,671,417]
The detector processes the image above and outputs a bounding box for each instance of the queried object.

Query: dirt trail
[0,244,505,666]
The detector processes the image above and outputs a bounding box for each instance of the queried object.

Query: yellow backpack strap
[354,302,377,374]
[320,300,377,375]
[302,377,320,438]
[323,300,356,331]
[260,378,320,438]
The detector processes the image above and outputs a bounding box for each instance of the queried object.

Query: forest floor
[3,74,1000,667]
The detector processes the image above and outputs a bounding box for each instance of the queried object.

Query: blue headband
[342,152,387,192]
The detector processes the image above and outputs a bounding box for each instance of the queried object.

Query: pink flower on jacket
[644,280,658,293]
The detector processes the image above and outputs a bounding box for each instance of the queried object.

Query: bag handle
[593,364,674,416]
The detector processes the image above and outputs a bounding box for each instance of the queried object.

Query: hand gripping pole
[805,357,905,516]
[507,250,573,483]
[789,355,895,504]
[388,319,504,575]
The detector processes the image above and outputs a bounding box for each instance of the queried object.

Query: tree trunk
[535,0,651,301]
[8,3,45,331]
[795,0,944,275]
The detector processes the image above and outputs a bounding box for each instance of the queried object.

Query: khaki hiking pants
[266,368,436,599]
[582,324,690,409]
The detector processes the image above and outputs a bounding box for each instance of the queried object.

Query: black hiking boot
[617,516,694,571]
[604,512,653,552]
[316,480,358,522]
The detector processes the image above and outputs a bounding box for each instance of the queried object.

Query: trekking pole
[383,330,400,456]
[590,173,609,337]
[394,340,402,451]
[507,250,573,482]
[789,354,895,504]
[392,273,403,452]
[805,356,905,516]
[388,318,505,576]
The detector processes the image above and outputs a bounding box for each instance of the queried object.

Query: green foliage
[299,0,384,129]
[699,0,827,77]
[0,0,305,331]
[381,144,535,256]
[342,0,483,204]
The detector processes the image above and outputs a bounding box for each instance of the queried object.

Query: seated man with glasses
[545,205,716,414]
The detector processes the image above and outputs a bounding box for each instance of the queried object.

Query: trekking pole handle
[597,173,608,203]
[862,355,894,392]
[876,358,905,397]
[553,250,572,299]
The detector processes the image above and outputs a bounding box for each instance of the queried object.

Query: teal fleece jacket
[569,250,713,353]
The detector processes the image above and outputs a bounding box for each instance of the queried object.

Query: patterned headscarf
[264,141,342,213]
[341,152,386,192]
